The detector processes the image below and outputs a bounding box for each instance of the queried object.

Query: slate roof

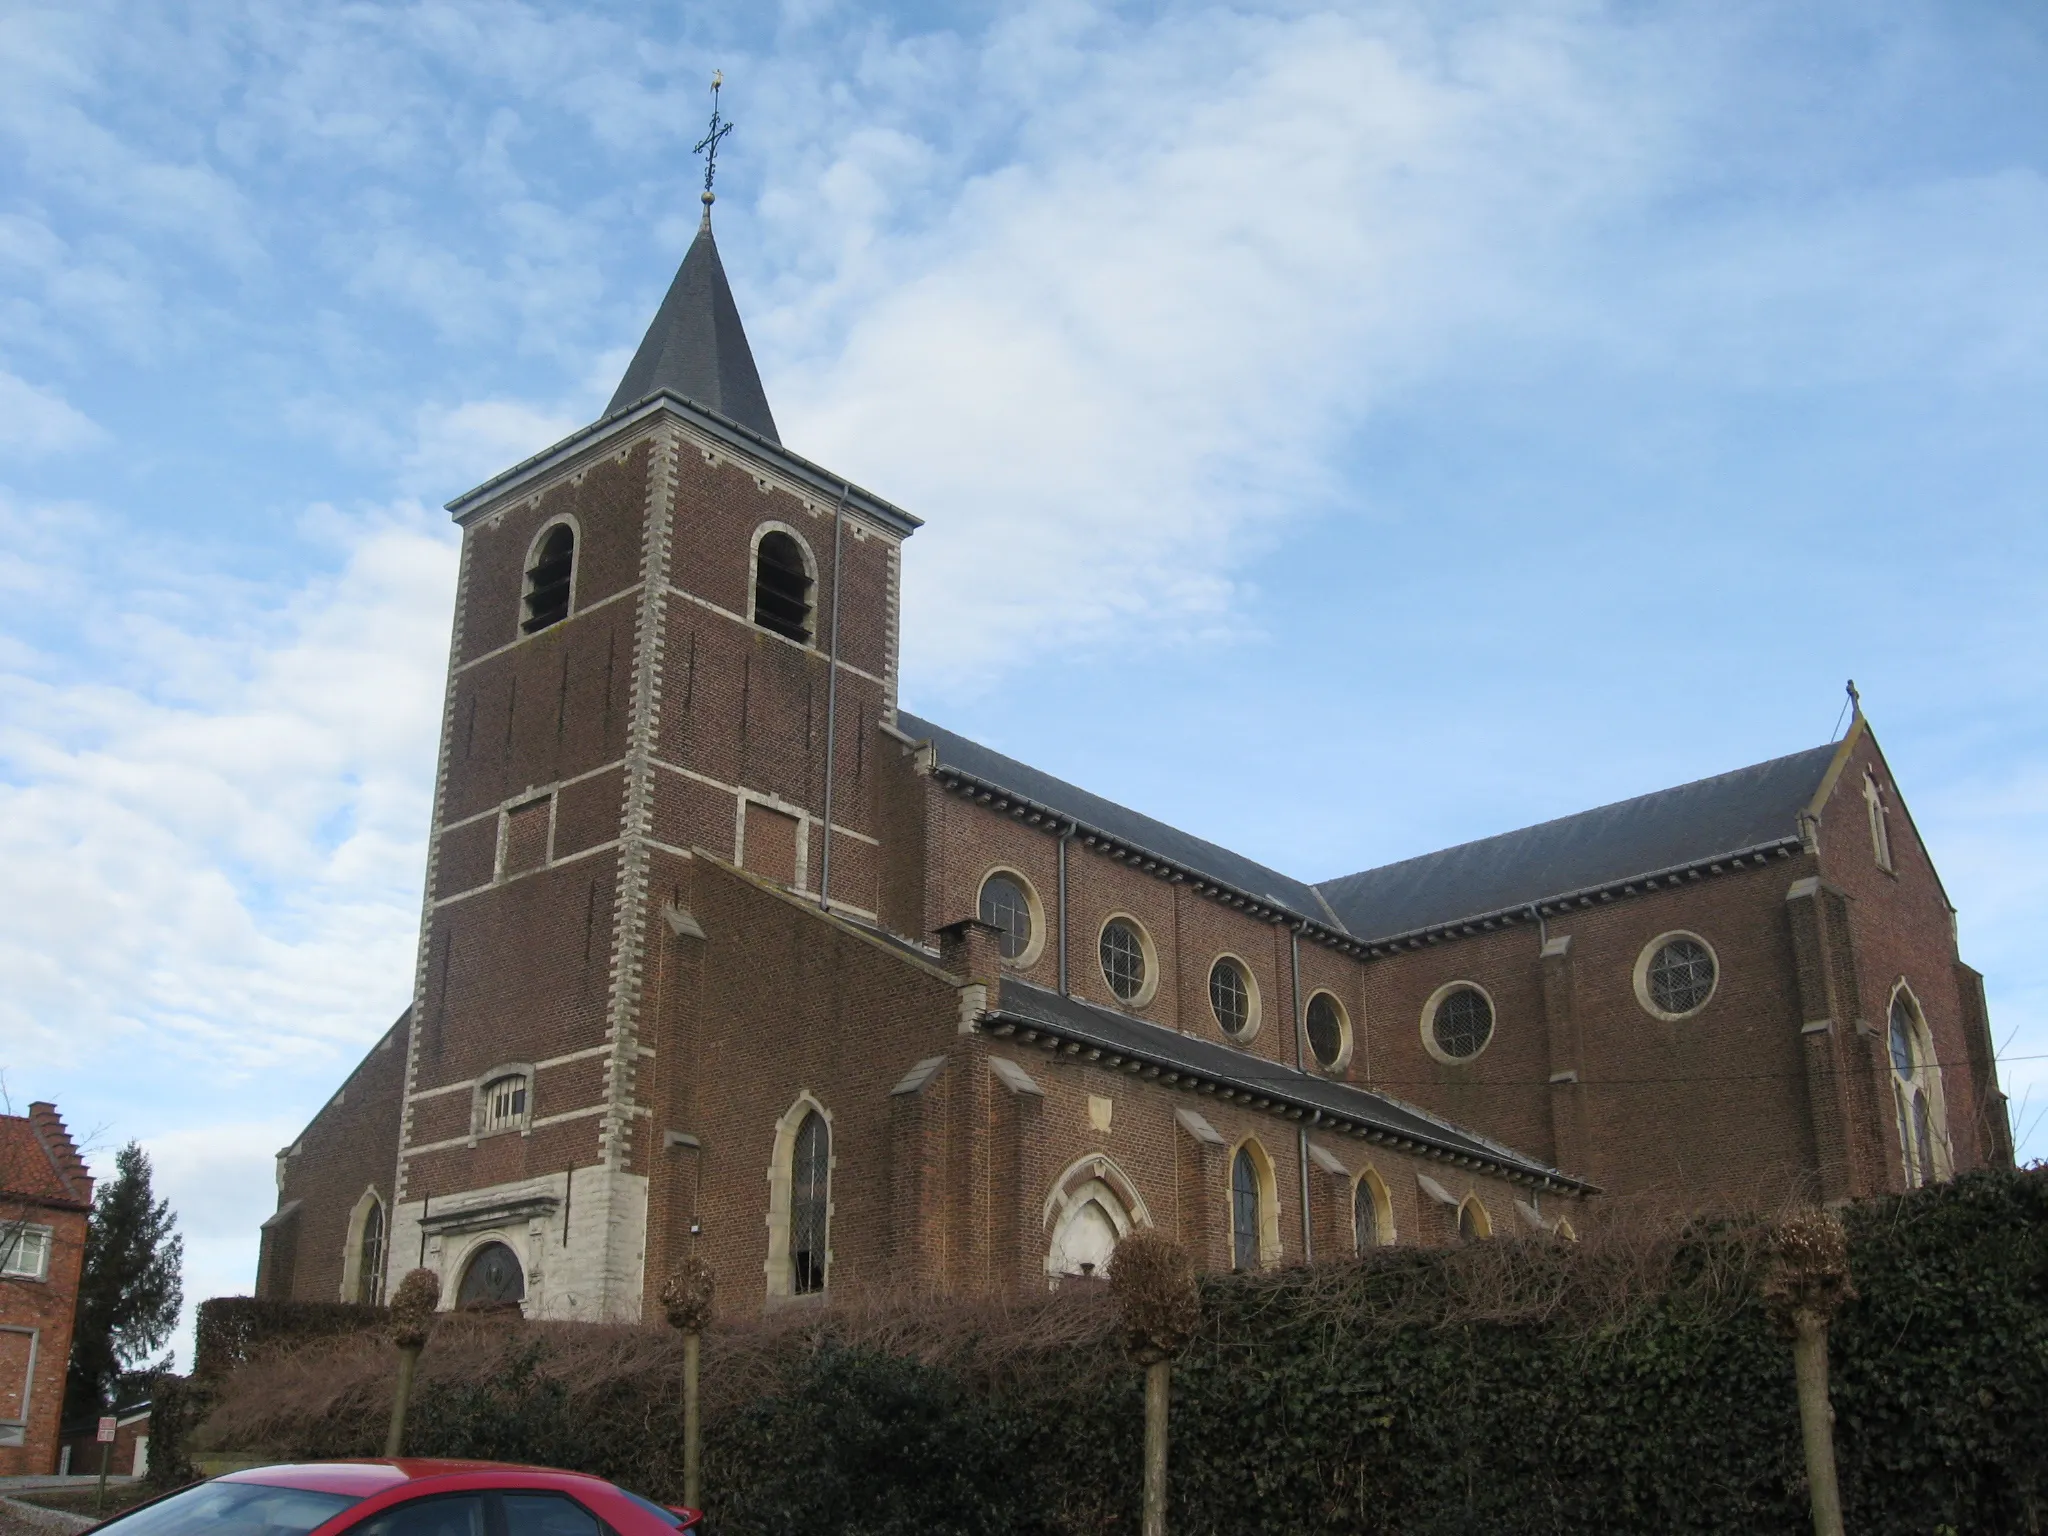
[896,711,1845,947]
[606,213,780,441]
[897,713,1328,916]
[1315,743,1840,941]
[986,978,1588,1190]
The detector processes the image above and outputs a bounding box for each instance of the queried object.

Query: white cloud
[0,497,454,1074]
[405,398,583,496]
[0,369,102,457]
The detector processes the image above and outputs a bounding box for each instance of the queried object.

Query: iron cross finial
[694,71,733,210]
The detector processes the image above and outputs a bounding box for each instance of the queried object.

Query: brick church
[255,193,2014,1323]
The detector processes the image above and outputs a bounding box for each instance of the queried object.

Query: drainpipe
[1057,821,1076,994]
[1290,924,1312,1261]
[817,483,851,911]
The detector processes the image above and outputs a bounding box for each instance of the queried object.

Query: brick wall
[0,1201,87,1475]
[261,1013,408,1304]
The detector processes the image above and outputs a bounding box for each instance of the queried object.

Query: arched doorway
[457,1241,526,1308]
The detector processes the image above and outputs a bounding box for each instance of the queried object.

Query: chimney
[935,918,1003,987]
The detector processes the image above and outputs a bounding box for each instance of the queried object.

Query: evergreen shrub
[184,1169,2048,1534]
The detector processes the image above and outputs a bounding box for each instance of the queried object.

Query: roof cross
[694,71,733,210]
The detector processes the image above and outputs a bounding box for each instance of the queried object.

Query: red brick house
[2,1103,92,1475]
[256,202,2012,1322]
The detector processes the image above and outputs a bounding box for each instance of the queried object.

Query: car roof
[221,1461,608,1496]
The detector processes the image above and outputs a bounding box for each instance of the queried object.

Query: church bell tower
[385,83,920,1321]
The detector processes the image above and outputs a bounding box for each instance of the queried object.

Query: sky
[2,0,2044,1368]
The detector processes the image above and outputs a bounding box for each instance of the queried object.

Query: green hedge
[207,1170,2048,1535]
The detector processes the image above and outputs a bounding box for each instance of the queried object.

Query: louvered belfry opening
[754,530,814,644]
[523,524,575,633]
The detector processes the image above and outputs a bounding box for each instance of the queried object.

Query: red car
[95,1461,702,1536]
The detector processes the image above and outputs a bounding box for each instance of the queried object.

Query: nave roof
[899,711,1850,945]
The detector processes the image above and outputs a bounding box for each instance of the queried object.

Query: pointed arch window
[523,523,575,634]
[1457,1197,1491,1242]
[1231,1146,1261,1271]
[790,1110,830,1294]
[1864,773,1894,871]
[355,1197,385,1306]
[1889,990,1950,1188]
[1353,1171,1391,1251]
[753,530,814,644]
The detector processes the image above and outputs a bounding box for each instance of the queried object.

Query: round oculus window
[1209,957,1253,1036]
[1430,986,1494,1062]
[1305,992,1347,1068]
[1646,936,1715,1017]
[977,873,1034,961]
[1099,919,1148,1002]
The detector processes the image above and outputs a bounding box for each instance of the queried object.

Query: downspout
[1058,821,1075,994]
[1290,924,1312,1261]
[817,483,851,911]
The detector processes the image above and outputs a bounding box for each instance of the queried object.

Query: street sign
[96,1416,117,1444]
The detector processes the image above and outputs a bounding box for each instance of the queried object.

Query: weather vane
[694,71,733,210]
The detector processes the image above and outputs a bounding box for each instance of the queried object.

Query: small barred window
[1305,992,1347,1069]
[978,873,1034,961]
[1099,919,1148,1002]
[1647,937,1716,1016]
[1209,957,1252,1037]
[1431,986,1493,1062]
[522,524,574,634]
[482,1073,529,1132]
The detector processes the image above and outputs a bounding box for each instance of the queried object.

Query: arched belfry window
[1889,989,1951,1188]
[753,529,814,645]
[356,1197,385,1305]
[790,1109,830,1294]
[523,523,575,634]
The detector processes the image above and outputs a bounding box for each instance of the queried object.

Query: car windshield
[99,1480,362,1536]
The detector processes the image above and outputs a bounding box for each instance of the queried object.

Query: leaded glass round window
[1647,937,1715,1016]
[1431,986,1493,1061]
[1099,919,1147,1002]
[1209,957,1252,1036]
[978,873,1034,961]
[1306,992,1346,1068]
[457,1241,525,1308]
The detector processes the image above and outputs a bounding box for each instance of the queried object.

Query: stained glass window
[1432,987,1493,1061]
[1231,1147,1260,1271]
[1306,992,1346,1067]
[1209,957,1251,1036]
[1100,919,1147,1002]
[1647,938,1716,1016]
[791,1110,830,1294]
[978,874,1034,961]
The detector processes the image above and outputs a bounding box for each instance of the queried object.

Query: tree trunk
[1143,1358,1170,1536]
[682,1331,702,1511]
[384,1344,421,1459]
[1792,1309,1845,1536]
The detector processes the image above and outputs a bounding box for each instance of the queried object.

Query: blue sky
[3,0,2044,1364]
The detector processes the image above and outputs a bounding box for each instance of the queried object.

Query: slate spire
[605,74,779,441]
[605,212,780,440]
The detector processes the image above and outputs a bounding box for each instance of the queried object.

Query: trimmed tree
[65,1142,183,1422]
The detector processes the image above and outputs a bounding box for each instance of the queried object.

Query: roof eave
[976,1002,1595,1195]
[443,392,922,538]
